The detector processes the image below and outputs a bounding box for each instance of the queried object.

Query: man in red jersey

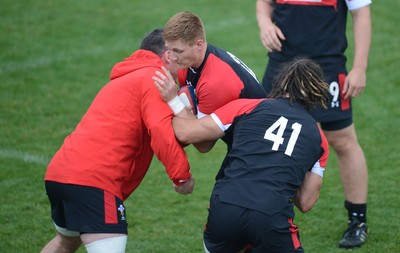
[157,58,330,252]
[154,11,267,153]
[256,0,371,248]
[41,28,193,253]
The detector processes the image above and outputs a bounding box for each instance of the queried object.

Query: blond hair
[163,11,206,45]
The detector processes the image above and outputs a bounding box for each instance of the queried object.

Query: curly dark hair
[268,58,329,110]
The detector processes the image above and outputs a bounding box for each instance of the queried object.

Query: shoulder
[213,99,264,124]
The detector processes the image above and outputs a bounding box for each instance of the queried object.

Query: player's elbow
[194,140,217,153]
[297,201,315,213]
[297,193,319,213]
[194,144,212,153]
[174,133,214,153]
[174,130,191,146]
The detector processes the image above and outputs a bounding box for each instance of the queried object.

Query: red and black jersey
[269,0,370,69]
[270,0,349,67]
[177,44,266,117]
[45,50,191,201]
[210,98,329,217]
[262,0,371,123]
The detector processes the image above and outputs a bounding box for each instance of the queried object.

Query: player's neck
[193,42,207,69]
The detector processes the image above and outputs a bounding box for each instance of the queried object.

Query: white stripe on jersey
[211,113,231,132]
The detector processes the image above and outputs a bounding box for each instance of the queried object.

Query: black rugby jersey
[177,44,266,117]
[211,98,329,217]
[270,0,349,67]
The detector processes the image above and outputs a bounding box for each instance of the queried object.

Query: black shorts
[262,59,353,131]
[203,194,303,253]
[45,181,128,234]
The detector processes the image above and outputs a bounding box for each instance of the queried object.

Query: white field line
[0,17,250,75]
[0,44,128,75]
[205,17,249,32]
[0,149,50,166]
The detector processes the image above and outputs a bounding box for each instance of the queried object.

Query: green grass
[1,0,399,252]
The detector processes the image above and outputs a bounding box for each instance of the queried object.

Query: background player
[256,0,371,248]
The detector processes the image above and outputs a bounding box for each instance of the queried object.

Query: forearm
[172,116,224,147]
[192,140,217,153]
[351,6,371,71]
[175,105,197,120]
[256,0,275,29]
[292,172,322,213]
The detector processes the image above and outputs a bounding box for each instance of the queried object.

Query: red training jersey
[45,50,191,201]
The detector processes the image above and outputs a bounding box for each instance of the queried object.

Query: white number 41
[264,116,302,156]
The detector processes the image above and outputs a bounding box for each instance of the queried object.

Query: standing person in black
[256,0,371,247]
[156,58,330,252]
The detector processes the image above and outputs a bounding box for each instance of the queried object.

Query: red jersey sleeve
[195,55,245,116]
[212,99,263,131]
[141,69,192,184]
[317,125,329,168]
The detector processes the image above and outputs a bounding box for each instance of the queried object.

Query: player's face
[166,39,202,69]
[163,51,179,79]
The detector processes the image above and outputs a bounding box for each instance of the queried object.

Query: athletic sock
[345,200,367,223]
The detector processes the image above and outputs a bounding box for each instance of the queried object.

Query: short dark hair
[140,28,167,57]
[268,58,329,110]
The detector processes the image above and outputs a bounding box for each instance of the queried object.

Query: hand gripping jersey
[45,50,191,201]
[177,44,266,118]
[210,98,329,217]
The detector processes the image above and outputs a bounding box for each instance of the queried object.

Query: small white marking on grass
[1,17,251,75]
[0,149,50,165]
[206,17,250,32]
[0,42,133,75]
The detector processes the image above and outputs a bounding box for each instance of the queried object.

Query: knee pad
[85,235,128,253]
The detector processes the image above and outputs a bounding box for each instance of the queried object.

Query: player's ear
[161,50,171,64]
[195,39,204,52]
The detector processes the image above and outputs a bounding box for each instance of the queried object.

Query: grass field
[1,0,399,252]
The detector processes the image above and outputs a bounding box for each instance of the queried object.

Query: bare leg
[40,232,82,253]
[323,123,368,203]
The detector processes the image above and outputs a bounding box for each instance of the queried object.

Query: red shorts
[45,181,128,234]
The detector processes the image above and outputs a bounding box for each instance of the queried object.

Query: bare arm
[153,67,220,152]
[172,116,225,145]
[343,5,371,99]
[292,172,323,213]
[256,0,285,52]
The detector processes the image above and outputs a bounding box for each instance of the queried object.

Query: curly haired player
[157,58,330,252]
